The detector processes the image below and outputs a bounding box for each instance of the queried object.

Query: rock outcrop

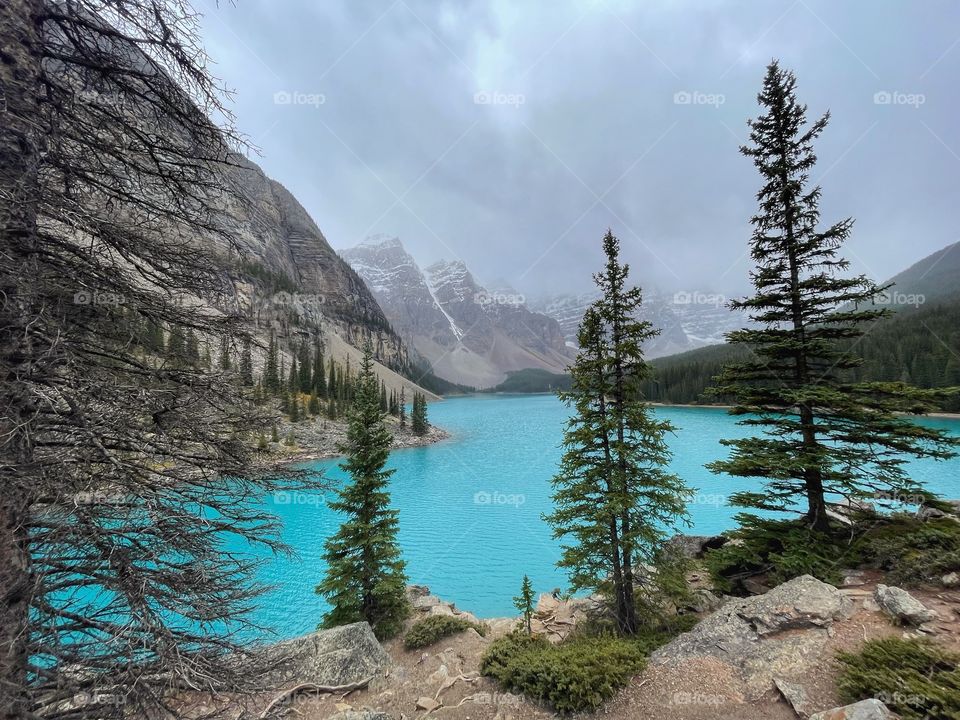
[254,622,390,688]
[809,699,895,720]
[652,575,853,697]
[874,584,937,626]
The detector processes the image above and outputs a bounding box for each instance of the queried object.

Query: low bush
[857,518,960,586]
[403,615,486,650]
[479,632,648,714]
[836,637,960,720]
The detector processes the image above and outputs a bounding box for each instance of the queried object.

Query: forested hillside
[642,297,960,411]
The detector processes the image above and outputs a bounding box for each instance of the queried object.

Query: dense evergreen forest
[640,296,960,411]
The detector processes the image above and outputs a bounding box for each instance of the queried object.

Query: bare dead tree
[1,2,313,718]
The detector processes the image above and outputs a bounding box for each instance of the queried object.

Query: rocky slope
[531,288,749,359]
[342,237,575,387]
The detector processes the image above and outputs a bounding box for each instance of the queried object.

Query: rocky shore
[255,416,451,469]
[228,531,959,720]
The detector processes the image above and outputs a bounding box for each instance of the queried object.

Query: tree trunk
[0,1,43,716]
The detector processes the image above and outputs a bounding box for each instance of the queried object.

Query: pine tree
[309,392,321,416]
[288,394,300,422]
[399,387,407,429]
[264,333,280,394]
[513,575,535,636]
[327,397,337,420]
[708,61,958,532]
[288,356,298,394]
[239,338,254,386]
[313,341,326,397]
[411,392,428,436]
[298,341,312,393]
[545,230,690,636]
[380,380,389,414]
[316,344,408,638]
[328,357,338,401]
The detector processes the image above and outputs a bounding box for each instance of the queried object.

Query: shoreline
[257,422,452,470]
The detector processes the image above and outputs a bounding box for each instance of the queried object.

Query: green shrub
[403,615,486,650]
[706,513,960,593]
[858,518,960,586]
[836,637,960,720]
[705,515,848,592]
[479,632,648,714]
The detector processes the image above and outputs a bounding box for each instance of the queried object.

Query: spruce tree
[380,380,389,414]
[264,333,280,393]
[399,388,407,429]
[313,341,326,397]
[545,230,690,635]
[298,341,312,393]
[316,345,408,638]
[411,392,429,436]
[708,61,958,531]
[513,575,535,636]
[239,338,254,386]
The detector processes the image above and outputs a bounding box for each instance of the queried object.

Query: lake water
[251,394,960,639]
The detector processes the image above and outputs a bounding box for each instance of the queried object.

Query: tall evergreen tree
[708,61,958,531]
[380,380,389,414]
[316,345,408,638]
[287,356,298,395]
[411,392,429,436]
[239,338,254,386]
[298,341,312,393]
[264,333,280,393]
[313,341,326,397]
[399,387,407,429]
[545,230,690,635]
[328,357,338,401]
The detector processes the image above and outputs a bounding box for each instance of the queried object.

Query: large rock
[809,699,895,720]
[652,575,852,697]
[255,622,390,688]
[665,534,728,559]
[874,584,937,626]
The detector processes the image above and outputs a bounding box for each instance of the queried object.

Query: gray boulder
[653,575,852,697]
[809,698,895,720]
[874,584,937,626]
[665,534,728,559]
[255,622,390,688]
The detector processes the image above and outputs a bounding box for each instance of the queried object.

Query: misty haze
[2,2,959,720]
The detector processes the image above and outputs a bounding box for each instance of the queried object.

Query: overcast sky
[197,0,960,298]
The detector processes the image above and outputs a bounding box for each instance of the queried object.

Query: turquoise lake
[252,394,960,639]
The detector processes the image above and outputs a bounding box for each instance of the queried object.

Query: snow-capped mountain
[341,237,575,388]
[531,288,748,359]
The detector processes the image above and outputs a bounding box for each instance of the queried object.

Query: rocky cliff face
[531,288,749,359]
[211,158,409,371]
[342,237,574,387]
